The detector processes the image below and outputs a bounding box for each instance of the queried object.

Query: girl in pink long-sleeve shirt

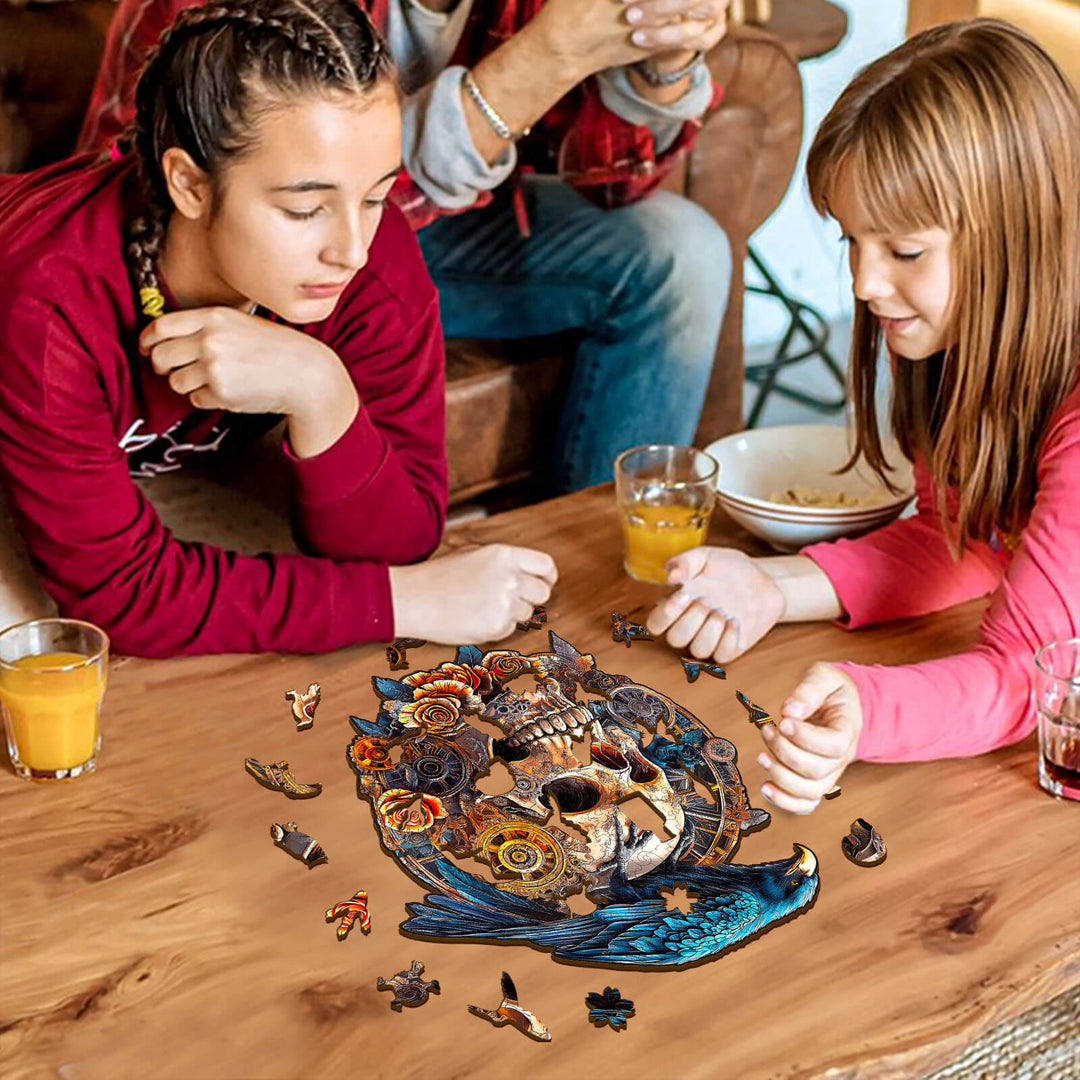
[646,18,1080,813]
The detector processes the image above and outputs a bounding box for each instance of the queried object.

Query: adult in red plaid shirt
[79,0,733,491]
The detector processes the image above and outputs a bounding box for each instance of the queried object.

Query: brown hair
[127,0,393,311]
[807,18,1080,555]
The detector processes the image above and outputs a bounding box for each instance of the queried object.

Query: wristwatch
[632,50,706,87]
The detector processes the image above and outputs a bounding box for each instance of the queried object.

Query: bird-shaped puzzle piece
[611,611,653,647]
[736,689,771,725]
[285,683,320,731]
[682,657,726,683]
[468,972,551,1041]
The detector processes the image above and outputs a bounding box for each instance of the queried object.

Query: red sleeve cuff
[333,557,396,644]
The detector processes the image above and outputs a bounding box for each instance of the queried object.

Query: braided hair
[126,0,393,318]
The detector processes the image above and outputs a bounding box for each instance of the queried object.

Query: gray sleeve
[402,65,517,210]
[596,63,713,155]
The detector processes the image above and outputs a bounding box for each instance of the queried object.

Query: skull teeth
[508,722,590,752]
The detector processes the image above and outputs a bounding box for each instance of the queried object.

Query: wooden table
[2,486,1078,1080]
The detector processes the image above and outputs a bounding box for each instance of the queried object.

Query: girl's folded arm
[284,285,448,565]
[0,309,399,658]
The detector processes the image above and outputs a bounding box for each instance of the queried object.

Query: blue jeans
[418,176,733,492]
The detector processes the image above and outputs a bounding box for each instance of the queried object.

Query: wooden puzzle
[468,971,551,1041]
[610,611,653,647]
[270,821,326,867]
[244,758,322,798]
[344,631,819,969]
[517,606,548,632]
[386,638,427,671]
[842,819,886,866]
[284,683,320,731]
[736,689,772,725]
[585,986,635,1031]
[377,961,439,1009]
[325,890,371,939]
[682,658,726,683]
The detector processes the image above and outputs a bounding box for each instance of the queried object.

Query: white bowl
[704,425,915,553]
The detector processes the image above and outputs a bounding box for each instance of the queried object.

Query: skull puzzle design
[346,632,819,968]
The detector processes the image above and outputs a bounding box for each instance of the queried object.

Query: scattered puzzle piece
[377,961,439,1010]
[842,818,886,866]
[824,784,842,799]
[245,758,322,798]
[285,683,320,731]
[517,606,547,632]
[585,986,635,1031]
[611,611,653,647]
[270,821,327,867]
[386,638,427,671]
[736,689,771,725]
[468,972,551,1041]
[682,657,726,683]
[326,890,370,939]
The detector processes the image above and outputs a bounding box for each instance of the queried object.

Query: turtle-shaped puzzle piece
[377,960,439,1010]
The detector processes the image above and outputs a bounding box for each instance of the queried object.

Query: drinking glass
[0,618,109,781]
[1032,637,1080,801]
[615,445,718,585]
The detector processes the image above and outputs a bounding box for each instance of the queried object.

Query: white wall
[744,0,908,347]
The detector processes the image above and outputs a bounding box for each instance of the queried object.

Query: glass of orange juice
[0,618,109,781]
[615,445,718,584]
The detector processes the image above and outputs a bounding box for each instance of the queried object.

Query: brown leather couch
[0,1,804,504]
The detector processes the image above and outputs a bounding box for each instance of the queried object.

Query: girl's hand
[645,546,785,663]
[390,544,558,644]
[758,663,863,814]
[140,307,354,419]
[140,307,358,458]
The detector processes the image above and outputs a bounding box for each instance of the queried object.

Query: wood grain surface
[2,485,1078,1080]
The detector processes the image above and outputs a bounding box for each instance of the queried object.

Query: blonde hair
[807,18,1080,555]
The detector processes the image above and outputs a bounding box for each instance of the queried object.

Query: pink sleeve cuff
[801,541,880,630]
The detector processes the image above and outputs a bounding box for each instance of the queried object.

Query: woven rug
[923,981,1080,1079]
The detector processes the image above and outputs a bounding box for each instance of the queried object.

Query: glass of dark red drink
[1033,638,1080,801]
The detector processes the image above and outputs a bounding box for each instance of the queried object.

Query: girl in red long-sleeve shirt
[646,19,1080,811]
[0,0,555,657]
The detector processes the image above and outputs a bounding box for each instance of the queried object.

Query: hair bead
[139,286,166,318]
